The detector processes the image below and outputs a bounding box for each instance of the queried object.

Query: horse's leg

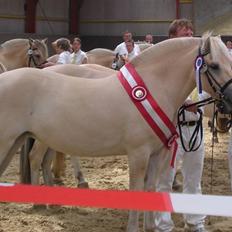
[70,156,89,188]
[228,131,232,191]
[213,128,219,143]
[0,133,28,177]
[52,152,66,181]
[29,140,49,186]
[20,137,34,184]
[41,148,56,186]
[143,148,172,232]
[127,147,150,232]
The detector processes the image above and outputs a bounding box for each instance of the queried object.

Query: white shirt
[114,42,140,56]
[228,48,232,56]
[70,50,87,65]
[127,50,139,61]
[184,91,209,121]
[57,51,71,64]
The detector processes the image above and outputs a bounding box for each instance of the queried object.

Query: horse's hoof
[78,182,89,189]
[53,178,64,185]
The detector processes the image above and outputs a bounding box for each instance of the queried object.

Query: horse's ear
[29,38,34,46]
[42,38,48,44]
[201,32,212,56]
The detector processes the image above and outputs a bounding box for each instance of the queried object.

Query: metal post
[24,0,38,33]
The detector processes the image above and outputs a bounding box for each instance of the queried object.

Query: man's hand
[184,99,197,113]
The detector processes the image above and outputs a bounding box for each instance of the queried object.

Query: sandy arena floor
[0,119,232,232]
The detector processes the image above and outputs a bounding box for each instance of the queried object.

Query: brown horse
[0,34,231,231]
[0,38,48,70]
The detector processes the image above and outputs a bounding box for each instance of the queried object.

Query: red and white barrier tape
[0,183,231,217]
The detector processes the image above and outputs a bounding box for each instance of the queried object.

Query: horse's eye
[209,62,220,70]
[35,54,41,59]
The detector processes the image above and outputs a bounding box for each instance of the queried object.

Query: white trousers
[228,130,232,190]
[154,125,206,231]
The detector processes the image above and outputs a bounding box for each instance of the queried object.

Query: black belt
[181,121,197,127]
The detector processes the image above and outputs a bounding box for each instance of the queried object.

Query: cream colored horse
[86,48,115,68]
[0,38,48,70]
[28,64,115,187]
[0,34,231,232]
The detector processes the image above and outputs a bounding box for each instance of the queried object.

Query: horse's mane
[0,39,28,50]
[131,36,201,66]
[87,48,114,56]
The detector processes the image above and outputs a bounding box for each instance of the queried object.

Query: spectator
[42,38,71,67]
[145,33,154,44]
[114,30,140,56]
[226,40,232,56]
[70,37,88,65]
[154,18,208,232]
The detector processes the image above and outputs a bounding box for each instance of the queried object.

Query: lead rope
[177,97,215,152]
[208,101,216,225]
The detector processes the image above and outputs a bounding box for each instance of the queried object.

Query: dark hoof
[78,182,89,189]
[53,178,64,185]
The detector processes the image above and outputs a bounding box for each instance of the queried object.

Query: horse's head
[200,33,232,113]
[28,38,48,68]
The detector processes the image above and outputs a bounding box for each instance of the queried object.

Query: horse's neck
[0,42,28,70]
[132,40,199,120]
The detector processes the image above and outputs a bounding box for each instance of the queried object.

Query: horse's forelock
[33,39,48,59]
[209,36,232,63]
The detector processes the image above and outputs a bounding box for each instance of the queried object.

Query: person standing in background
[70,37,88,65]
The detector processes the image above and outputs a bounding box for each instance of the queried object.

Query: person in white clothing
[41,38,71,67]
[226,40,232,56]
[154,19,208,232]
[70,37,88,65]
[119,39,139,65]
[145,33,154,44]
[114,30,140,57]
[228,130,232,190]
[115,39,139,69]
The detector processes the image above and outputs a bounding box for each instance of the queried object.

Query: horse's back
[86,48,115,68]
[44,63,115,78]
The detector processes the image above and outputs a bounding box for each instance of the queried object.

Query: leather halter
[27,40,47,68]
[198,47,232,100]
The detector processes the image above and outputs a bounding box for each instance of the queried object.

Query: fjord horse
[0,38,48,70]
[0,34,231,231]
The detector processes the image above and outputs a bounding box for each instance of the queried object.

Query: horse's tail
[20,138,34,184]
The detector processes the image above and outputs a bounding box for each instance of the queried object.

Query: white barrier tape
[171,193,232,217]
